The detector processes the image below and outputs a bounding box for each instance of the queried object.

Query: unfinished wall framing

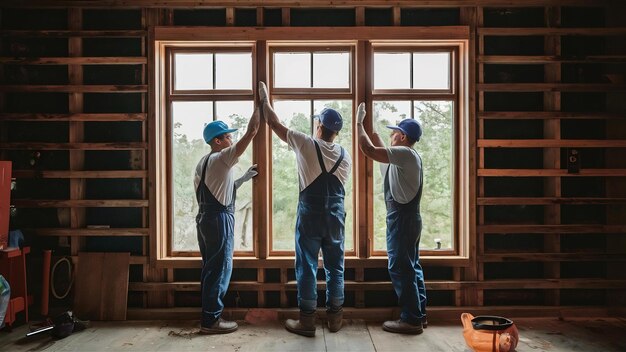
[1,0,625,320]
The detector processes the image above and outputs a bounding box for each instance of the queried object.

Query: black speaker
[567,148,580,174]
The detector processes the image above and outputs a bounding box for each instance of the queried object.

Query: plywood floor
[1,315,625,351]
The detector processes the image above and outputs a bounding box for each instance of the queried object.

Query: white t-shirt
[194,145,239,206]
[287,129,352,191]
[379,146,422,204]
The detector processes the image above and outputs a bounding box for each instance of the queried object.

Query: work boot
[326,308,343,332]
[285,311,316,337]
[200,318,238,334]
[382,319,423,335]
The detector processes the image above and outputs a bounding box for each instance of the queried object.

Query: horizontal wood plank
[478,139,626,148]
[479,27,626,36]
[478,168,626,177]
[27,228,149,236]
[478,111,626,120]
[480,253,626,262]
[155,26,470,41]
[155,256,470,269]
[12,170,147,179]
[477,83,626,92]
[127,278,626,292]
[12,199,149,208]
[1,0,613,8]
[0,85,147,93]
[0,113,146,121]
[0,57,147,65]
[0,30,147,37]
[479,224,626,234]
[478,197,626,205]
[0,142,147,150]
[479,55,626,64]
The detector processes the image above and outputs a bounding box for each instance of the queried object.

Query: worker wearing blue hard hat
[356,103,427,335]
[194,108,261,334]
[259,81,351,337]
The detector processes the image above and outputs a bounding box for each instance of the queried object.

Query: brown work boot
[285,311,316,337]
[382,319,423,335]
[200,318,238,334]
[326,308,343,332]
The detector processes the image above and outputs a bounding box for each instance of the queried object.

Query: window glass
[413,52,450,90]
[171,101,213,251]
[215,53,252,90]
[174,53,213,90]
[372,100,454,252]
[313,52,350,88]
[271,100,310,251]
[373,53,410,89]
[217,101,255,251]
[274,53,311,88]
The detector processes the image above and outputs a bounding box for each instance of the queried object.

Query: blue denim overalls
[295,141,346,313]
[384,155,426,325]
[195,154,236,328]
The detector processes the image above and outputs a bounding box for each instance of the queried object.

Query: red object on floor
[0,246,30,327]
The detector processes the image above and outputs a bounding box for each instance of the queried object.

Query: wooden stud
[355,7,365,26]
[226,7,235,26]
[392,7,401,26]
[281,8,290,26]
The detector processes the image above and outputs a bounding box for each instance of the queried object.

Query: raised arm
[356,102,390,163]
[234,106,260,158]
[259,81,289,143]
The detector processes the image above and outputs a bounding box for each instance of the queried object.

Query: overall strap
[313,140,327,173]
[328,146,345,175]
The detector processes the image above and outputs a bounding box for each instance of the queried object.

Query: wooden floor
[1,315,625,351]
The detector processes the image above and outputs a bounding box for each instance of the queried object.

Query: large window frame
[152,27,471,267]
[267,43,357,256]
[369,43,460,256]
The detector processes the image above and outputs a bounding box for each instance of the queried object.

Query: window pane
[272,100,311,251]
[372,101,454,252]
[172,101,213,251]
[174,53,213,90]
[372,101,411,251]
[373,53,410,89]
[413,53,450,90]
[274,53,311,88]
[414,101,454,250]
[217,101,255,251]
[314,100,354,252]
[313,52,350,88]
[215,53,252,90]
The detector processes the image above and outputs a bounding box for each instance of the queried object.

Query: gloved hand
[356,102,366,124]
[258,81,269,104]
[234,164,258,189]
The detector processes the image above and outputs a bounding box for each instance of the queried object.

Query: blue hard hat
[203,120,238,143]
[387,118,422,142]
[314,108,343,132]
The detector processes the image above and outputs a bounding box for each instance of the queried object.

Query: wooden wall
[1,0,625,320]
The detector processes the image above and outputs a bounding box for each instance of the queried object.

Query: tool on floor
[26,311,89,339]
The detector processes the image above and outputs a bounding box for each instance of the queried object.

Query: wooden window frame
[267,43,357,256]
[151,27,470,268]
[369,43,461,257]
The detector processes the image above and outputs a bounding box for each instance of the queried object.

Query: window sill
[155,255,470,269]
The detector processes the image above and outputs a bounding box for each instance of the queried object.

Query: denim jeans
[386,208,424,325]
[196,210,235,327]
[294,197,345,312]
